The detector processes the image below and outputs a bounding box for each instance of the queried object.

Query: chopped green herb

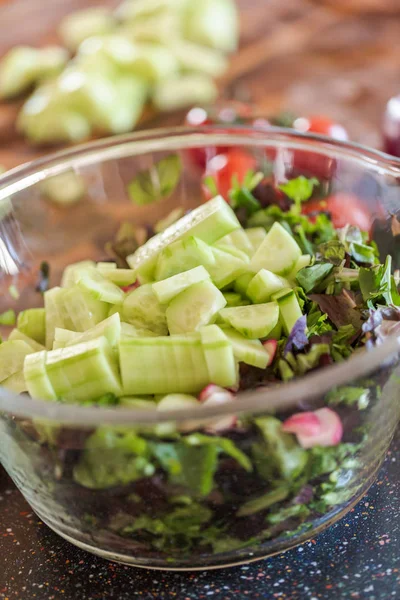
[279,176,318,213]
[127,154,182,206]
[0,309,16,326]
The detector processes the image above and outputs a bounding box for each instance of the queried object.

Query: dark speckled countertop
[0,428,399,600]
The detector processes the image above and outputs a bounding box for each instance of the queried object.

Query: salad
[1,170,398,563]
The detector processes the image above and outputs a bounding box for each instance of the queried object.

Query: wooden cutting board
[0,0,400,170]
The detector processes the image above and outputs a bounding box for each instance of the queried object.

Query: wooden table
[0,0,400,169]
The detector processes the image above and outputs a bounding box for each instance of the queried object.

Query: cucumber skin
[166,280,227,335]
[24,350,57,401]
[272,288,303,335]
[119,335,210,395]
[152,265,210,304]
[200,325,237,388]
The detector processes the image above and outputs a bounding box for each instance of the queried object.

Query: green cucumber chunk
[250,222,302,276]
[44,287,75,348]
[271,287,303,335]
[153,265,210,304]
[119,334,210,395]
[246,269,290,304]
[220,325,271,369]
[223,292,248,307]
[122,284,168,335]
[219,302,279,339]
[200,324,237,387]
[63,285,109,333]
[234,272,254,297]
[53,328,81,350]
[56,313,121,349]
[76,266,125,305]
[120,322,159,339]
[8,329,45,352]
[1,369,27,394]
[288,254,311,280]
[24,350,57,401]
[97,262,117,272]
[206,247,248,289]
[245,227,267,254]
[166,280,226,334]
[155,236,215,281]
[17,308,46,345]
[45,337,121,402]
[215,228,253,257]
[101,269,136,287]
[0,340,33,381]
[127,195,240,282]
[61,260,96,287]
[214,243,250,263]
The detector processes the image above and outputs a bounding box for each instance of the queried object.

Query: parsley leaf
[127,154,181,205]
[278,176,319,213]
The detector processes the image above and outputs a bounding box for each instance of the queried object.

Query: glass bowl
[1,127,400,571]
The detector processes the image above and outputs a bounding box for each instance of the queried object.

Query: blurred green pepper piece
[0,46,69,100]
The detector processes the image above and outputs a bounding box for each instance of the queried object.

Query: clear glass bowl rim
[1,125,400,427]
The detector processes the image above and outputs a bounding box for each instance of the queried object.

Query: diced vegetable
[24,350,57,401]
[61,261,96,288]
[183,0,238,53]
[59,7,115,52]
[219,303,279,339]
[166,280,226,334]
[122,284,168,335]
[220,325,272,369]
[245,227,267,253]
[200,325,237,387]
[1,370,27,394]
[271,288,303,335]
[207,247,248,289]
[54,313,121,350]
[152,74,218,112]
[234,272,254,297]
[0,340,33,382]
[215,228,254,257]
[153,265,210,304]
[246,270,290,304]
[41,171,85,206]
[8,329,45,352]
[250,222,302,276]
[155,236,215,281]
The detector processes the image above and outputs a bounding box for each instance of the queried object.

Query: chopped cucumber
[119,335,210,395]
[264,319,282,340]
[120,322,159,339]
[154,207,184,234]
[53,328,81,350]
[0,340,33,382]
[155,236,215,281]
[61,260,96,287]
[44,287,74,348]
[223,292,247,307]
[157,394,199,411]
[62,285,109,333]
[120,397,158,409]
[289,254,311,280]
[57,313,121,349]
[246,269,290,304]
[122,284,168,335]
[200,325,237,387]
[153,265,210,304]
[271,288,303,335]
[17,308,46,345]
[166,280,226,334]
[101,269,136,287]
[8,329,45,352]
[45,337,121,402]
[97,262,117,272]
[207,247,248,289]
[220,325,271,369]
[245,227,267,254]
[127,196,240,282]
[1,370,27,394]
[76,266,125,305]
[250,222,302,276]
[24,351,57,401]
[214,243,250,263]
[234,272,254,297]
[216,228,253,257]
[219,302,279,339]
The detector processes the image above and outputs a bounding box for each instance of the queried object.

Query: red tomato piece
[294,116,349,141]
[301,193,372,233]
[202,149,257,202]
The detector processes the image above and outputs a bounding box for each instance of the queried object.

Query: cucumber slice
[17,308,46,345]
[97,262,117,272]
[101,269,136,287]
[166,280,226,334]
[61,260,96,287]
[122,284,168,335]
[53,328,81,350]
[288,254,311,280]
[120,397,158,409]
[62,285,109,333]
[45,337,121,402]
[58,313,121,349]
[154,207,185,234]
[219,302,279,339]
[119,335,210,395]
[1,369,27,394]
[157,394,199,411]
[76,266,125,305]
[8,329,45,352]
[220,325,271,369]
[214,243,250,263]
[44,287,75,348]
[155,236,215,281]
[234,272,254,297]
[245,227,267,254]
[223,292,247,307]
[250,222,302,276]
[127,195,240,282]
[0,340,33,381]
[207,247,248,289]
[200,325,237,387]
[153,265,210,304]
[24,350,57,401]
[271,288,303,335]
[246,269,290,304]
[216,228,253,257]
[120,322,159,339]
[264,319,282,340]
